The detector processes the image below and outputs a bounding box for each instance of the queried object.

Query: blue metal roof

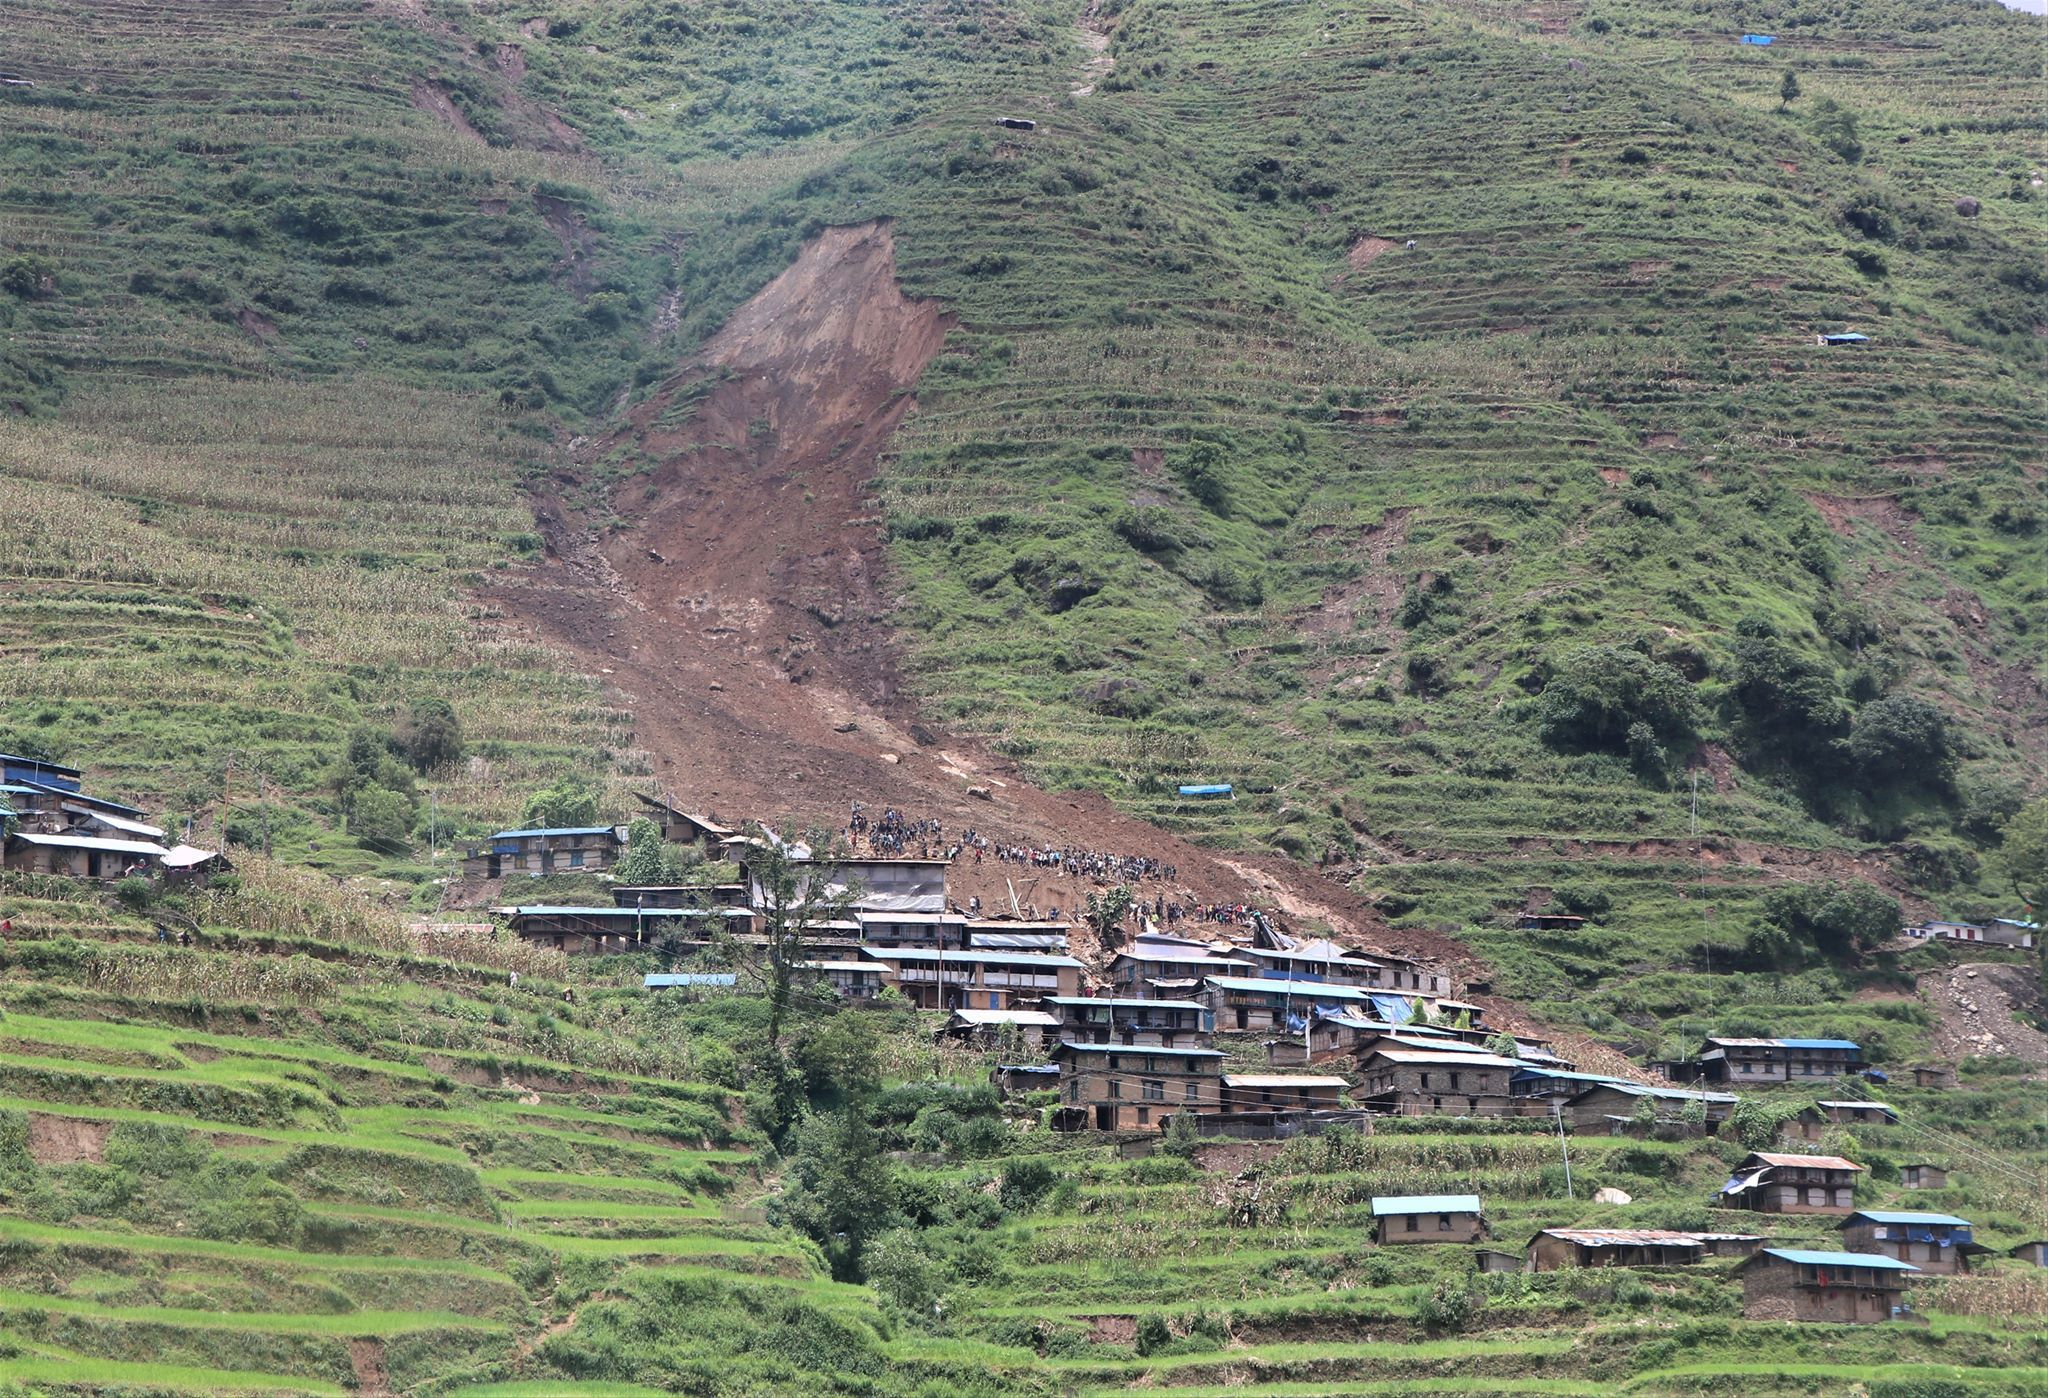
[1051,1042,1224,1058]
[510,905,721,916]
[1760,1248,1917,1272]
[1204,975,1379,1002]
[1512,1068,1632,1085]
[1777,1038,1860,1050]
[492,826,617,839]
[644,973,737,988]
[1852,1211,1971,1227]
[1373,1194,1481,1216]
[1177,784,1232,797]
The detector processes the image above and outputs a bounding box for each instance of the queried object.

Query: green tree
[768,1108,900,1281]
[1535,646,1698,755]
[522,780,600,830]
[1993,797,2048,915]
[1083,884,1135,948]
[734,828,857,1049]
[613,817,676,886]
[400,697,465,772]
[1809,98,1863,162]
[1761,880,1899,963]
[351,784,416,853]
[1779,69,1801,105]
[1847,693,1953,790]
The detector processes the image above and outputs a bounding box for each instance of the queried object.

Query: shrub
[1535,646,1698,754]
[112,877,154,912]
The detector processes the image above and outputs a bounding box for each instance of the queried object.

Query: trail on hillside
[481,221,1471,973]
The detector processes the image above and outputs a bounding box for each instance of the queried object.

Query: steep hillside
[0,0,2042,1195]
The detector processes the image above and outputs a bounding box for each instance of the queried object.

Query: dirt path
[479,221,1476,980]
[1073,0,1116,96]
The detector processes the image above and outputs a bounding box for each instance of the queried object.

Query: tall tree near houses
[726,825,860,1049]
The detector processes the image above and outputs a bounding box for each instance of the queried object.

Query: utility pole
[1555,1103,1575,1199]
[1693,770,1709,977]
[259,768,271,857]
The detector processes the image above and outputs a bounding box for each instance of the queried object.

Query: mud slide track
[484,221,1467,973]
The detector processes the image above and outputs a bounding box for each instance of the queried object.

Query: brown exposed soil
[235,308,282,343]
[26,1113,109,1165]
[1338,236,1398,285]
[1642,431,1679,450]
[1305,506,1412,638]
[477,198,509,216]
[348,1339,393,1398]
[532,193,597,298]
[480,219,1463,980]
[492,44,527,83]
[1085,1314,1138,1344]
[410,78,483,142]
[1920,964,2048,1068]
[1600,467,1630,486]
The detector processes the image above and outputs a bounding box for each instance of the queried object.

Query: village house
[861,946,1082,1010]
[800,959,886,1001]
[1517,911,1587,932]
[993,1063,1060,1097]
[1220,1073,1348,1112]
[943,1007,1058,1051]
[1356,1047,1518,1118]
[630,793,733,859]
[1905,918,2037,950]
[1911,1065,1957,1090]
[1044,996,1211,1048]
[965,920,1071,953]
[856,910,969,950]
[1526,1229,1762,1272]
[2011,1241,2048,1267]
[761,856,949,915]
[3,831,167,881]
[1051,1041,1223,1131]
[1566,1081,1736,1134]
[1719,1151,1864,1214]
[1204,975,1420,1034]
[1786,1100,1898,1141]
[1899,1162,1949,1190]
[613,882,749,909]
[503,904,754,954]
[1509,1067,1633,1113]
[1669,1037,1866,1085]
[1839,1211,1980,1275]
[1110,946,1255,998]
[469,825,625,879]
[1737,1248,1917,1324]
[1244,943,1382,985]
[0,751,82,793]
[1372,1194,1484,1245]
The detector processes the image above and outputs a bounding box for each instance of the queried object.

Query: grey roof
[1372,1194,1481,1217]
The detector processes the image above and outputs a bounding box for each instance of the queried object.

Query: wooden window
[1143,1079,1164,1102]
[1405,1215,1419,1232]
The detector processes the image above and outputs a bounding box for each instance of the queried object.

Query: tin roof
[1580,1081,1738,1105]
[861,946,1083,969]
[1757,1248,1916,1272]
[507,905,748,917]
[64,805,165,839]
[1748,1152,1865,1171]
[1203,976,1381,1002]
[1537,1229,1716,1248]
[1705,1036,1859,1051]
[1362,1048,1521,1068]
[1816,1100,1896,1113]
[492,826,618,839]
[1372,1194,1481,1217]
[1849,1210,1970,1227]
[1222,1074,1350,1088]
[1050,1042,1224,1059]
[7,832,168,857]
[950,1009,1059,1026]
[159,845,220,868]
[643,973,737,988]
[1044,995,1207,1012]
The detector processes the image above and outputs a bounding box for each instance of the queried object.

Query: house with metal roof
[1044,996,1212,1049]
[1738,1248,1917,1324]
[861,945,1082,1010]
[1203,975,1423,1034]
[466,825,625,879]
[1221,1073,1349,1113]
[2013,1240,2048,1267]
[1669,1036,1865,1085]
[3,831,169,881]
[1050,1040,1224,1132]
[1508,1067,1632,1110]
[1527,1228,1762,1272]
[1719,1151,1864,1214]
[1818,331,1869,345]
[0,753,81,794]
[1564,1080,1735,1134]
[800,959,887,1000]
[505,903,754,954]
[631,792,733,858]
[1787,1100,1898,1141]
[1110,946,1256,998]
[1899,1161,1949,1190]
[1357,1047,1520,1119]
[1840,1211,1982,1275]
[1371,1194,1484,1245]
[944,1007,1059,1050]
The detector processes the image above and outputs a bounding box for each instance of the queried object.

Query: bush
[1535,646,1698,754]
[1416,1278,1479,1332]
[112,877,154,912]
[1133,1312,1172,1356]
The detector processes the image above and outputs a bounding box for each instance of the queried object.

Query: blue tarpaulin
[1177,784,1233,798]
[1741,33,1775,43]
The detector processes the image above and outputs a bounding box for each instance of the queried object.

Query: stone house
[1719,1151,1864,1214]
[1051,1041,1223,1132]
[1839,1211,1980,1275]
[1738,1248,1917,1324]
[1357,1047,1518,1118]
[1372,1194,1484,1245]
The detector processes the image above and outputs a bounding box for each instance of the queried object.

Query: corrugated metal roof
[862,947,1084,969]
[1583,1081,1738,1104]
[1363,1048,1521,1068]
[66,806,166,839]
[1373,1194,1481,1216]
[1050,1042,1224,1059]
[1540,1229,1713,1248]
[1750,1152,1864,1171]
[159,845,220,868]
[1221,1074,1349,1088]
[1044,996,1207,1011]
[7,832,168,856]
[1758,1248,1916,1271]
[950,1009,1059,1026]
[1204,976,1379,1001]
[492,826,618,839]
[1512,1068,1633,1086]
[508,905,746,917]
[1851,1210,1970,1227]
[1707,1036,1859,1051]
[643,973,737,987]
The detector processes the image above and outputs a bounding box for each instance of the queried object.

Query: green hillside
[0,0,2045,1389]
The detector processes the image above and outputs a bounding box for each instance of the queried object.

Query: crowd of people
[845,804,950,858]
[963,836,1177,885]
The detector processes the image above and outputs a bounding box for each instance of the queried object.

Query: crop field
[0,859,2039,1395]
